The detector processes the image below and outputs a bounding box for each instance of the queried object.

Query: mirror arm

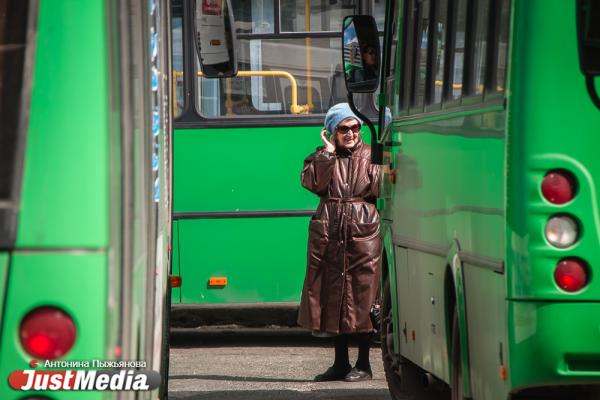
[347,93,383,165]
[586,76,600,110]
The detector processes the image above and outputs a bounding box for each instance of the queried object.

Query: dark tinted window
[0,1,29,199]
[0,0,33,247]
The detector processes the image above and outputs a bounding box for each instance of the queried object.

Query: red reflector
[542,170,577,204]
[170,275,182,288]
[20,307,76,360]
[554,259,588,292]
[389,169,396,184]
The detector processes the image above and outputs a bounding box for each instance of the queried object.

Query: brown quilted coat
[297,139,382,334]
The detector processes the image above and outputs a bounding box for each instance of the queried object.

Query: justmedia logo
[8,369,161,391]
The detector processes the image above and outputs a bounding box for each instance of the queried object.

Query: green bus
[0,0,172,398]
[169,0,388,324]
[343,0,600,398]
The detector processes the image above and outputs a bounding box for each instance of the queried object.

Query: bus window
[280,0,357,32]
[233,0,274,34]
[450,0,467,100]
[195,0,357,117]
[495,0,509,91]
[433,0,448,103]
[473,0,490,95]
[412,0,430,108]
[383,0,399,112]
[0,1,30,248]
[372,0,386,32]
[197,37,343,116]
[172,0,184,117]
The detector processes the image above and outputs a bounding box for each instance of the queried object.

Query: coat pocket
[349,221,380,242]
[307,220,329,267]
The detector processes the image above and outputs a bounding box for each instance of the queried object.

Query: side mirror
[342,15,381,93]
[195,0,238,78]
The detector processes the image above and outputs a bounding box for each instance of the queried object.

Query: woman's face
[363,47,377,66]
[335,118,361,149]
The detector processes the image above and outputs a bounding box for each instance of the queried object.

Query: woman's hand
[320,128,335,153]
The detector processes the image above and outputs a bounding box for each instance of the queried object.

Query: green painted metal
[0,253,107,400]
[174,126,328,213]
[381,0,600,397]
[173,126,373,304]
[17,0,110,249]
[178,217,309,304]
[506,0,600,301]
[504,0,600,392]
[508,301,600,387]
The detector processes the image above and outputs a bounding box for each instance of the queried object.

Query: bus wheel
[451,307,464,400]
[381,277,403,399]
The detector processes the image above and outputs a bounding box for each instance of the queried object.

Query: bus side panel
[390,112,506,393]
[173,126,319,214]
[398,250,449,382]
[16,0,110,249]
[173,125,333,305]
[463,263,510,399]
[178,217,308,304]
[0,253,107,400]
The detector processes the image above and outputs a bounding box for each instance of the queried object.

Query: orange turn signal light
[209,277,227,287]
[170,275,182,288]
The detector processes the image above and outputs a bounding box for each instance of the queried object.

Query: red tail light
[542,170,577,204]
[554,259,588,292]
[19,307,76,359]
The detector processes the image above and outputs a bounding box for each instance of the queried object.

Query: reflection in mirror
[195,0,238,78]
[342,15,380,93]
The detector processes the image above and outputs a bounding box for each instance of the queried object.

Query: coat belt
[321,197,364,203]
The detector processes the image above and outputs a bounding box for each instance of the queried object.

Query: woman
[297,103,381,382]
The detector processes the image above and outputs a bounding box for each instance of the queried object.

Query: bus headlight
[545,215,579,248]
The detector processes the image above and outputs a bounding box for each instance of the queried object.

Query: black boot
[314,365,353,382]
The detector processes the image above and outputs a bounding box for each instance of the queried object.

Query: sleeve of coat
[301,148,336,196]
[368,162,382,198]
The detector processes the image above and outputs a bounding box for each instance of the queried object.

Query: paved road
[168,327,395,400]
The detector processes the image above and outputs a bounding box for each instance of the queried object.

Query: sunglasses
[336,124,361,133]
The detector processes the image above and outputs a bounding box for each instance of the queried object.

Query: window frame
[174,0,381,128]
[396,0,509,121]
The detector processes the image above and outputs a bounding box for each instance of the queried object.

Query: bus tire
[381,277,403,399]
[451,307,464,400]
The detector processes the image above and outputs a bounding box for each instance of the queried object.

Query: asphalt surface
[167,327,395,400]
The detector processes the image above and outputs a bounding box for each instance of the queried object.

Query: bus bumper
[508,300,600,391]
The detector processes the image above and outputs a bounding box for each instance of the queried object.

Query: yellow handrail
[304,0,314,112]
[171,70,311,115]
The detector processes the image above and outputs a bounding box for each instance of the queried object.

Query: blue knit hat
[324,103,362,135]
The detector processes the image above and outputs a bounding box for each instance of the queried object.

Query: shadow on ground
[170,328,379,349]
[169,374,313,383]
[168,388,391,400]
